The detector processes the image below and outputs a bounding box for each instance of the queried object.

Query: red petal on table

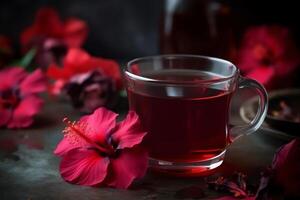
[84,107,118,144]
[0,108,11,127]
[7,95,43,128]
[0,67,27,91]
[272,139,300,196]
[60,148,109,186]
[63,18,88,48]
[105,147,148,189]
[272,140,295,168]
[246,67,274,85]
[112,111,146,149]
[20,69,47,96]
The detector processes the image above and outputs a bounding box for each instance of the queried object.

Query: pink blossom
[54,108,148,189]
[0,67,46,128]
[238,26,300,89]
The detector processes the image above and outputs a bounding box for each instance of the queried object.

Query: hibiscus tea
[127,69,232,164]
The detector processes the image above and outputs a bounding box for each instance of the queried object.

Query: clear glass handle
[230,76,268,140]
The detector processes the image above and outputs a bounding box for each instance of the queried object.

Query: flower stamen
[62,118,115,156]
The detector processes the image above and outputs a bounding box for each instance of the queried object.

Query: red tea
[127,70,232,163]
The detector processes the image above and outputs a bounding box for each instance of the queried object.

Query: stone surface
[0,97,292,200]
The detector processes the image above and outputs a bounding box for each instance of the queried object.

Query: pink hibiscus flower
[0,67,47,128]
[238,25,300,90]
[54,108,148,189]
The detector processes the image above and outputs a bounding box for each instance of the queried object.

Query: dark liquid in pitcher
[127,70,232,163]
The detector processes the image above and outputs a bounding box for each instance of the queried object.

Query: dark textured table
[0,97,292,200]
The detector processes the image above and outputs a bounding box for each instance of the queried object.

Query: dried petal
[208,172,250,198]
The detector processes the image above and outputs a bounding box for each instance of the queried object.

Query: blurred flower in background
[21,7,88,70]
[65,70,117,113]
[238,25,300,90]
[47,48,121,112]
[0,67,47,128]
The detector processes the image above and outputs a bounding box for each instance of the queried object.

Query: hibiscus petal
[47,63,71,80]
[112,111,146,149]
[48,79,66,96]
[33,7,64,38]
[54,137,81,156]
[0,67,27,91]
[20,7,64,47]
[0,108,12,127]
[83,107,118,144]
[105,147,148,189]
[63,48,91,71]
[20,69,47,96]
[60,148,109,186]
[8,95,43,128]
[272,139,300,195]
[64,18,88,48]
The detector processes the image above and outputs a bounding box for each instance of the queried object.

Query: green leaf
[10,48,37,71]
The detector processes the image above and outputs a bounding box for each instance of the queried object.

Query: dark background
[0,0,162,61]
[0,0,299,60]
